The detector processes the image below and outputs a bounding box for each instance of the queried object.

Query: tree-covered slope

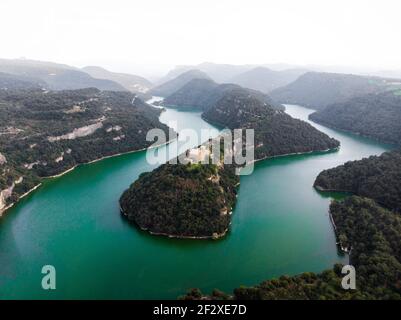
[182,196,401,300]
[314,150,401,213]
[270,72,397,110]
[163,78,282,111]
[120,162,239,239]
[149,69,211,97]
[0,88,170,215]
[202,89,340,160]
[309,91,401,145]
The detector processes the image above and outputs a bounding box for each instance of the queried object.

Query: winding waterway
[0,103,391,299]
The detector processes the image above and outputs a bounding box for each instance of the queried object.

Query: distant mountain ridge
[163,78,283,111]
[0,58,126,92]
[0,72,47,90]
[149,69,211,97]
[158,62,308,90]
[228,66,306,93]
[270,72,399,110]
[82,66,152,93]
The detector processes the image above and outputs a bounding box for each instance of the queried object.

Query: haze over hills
[0,72,47,90]
[149,69,211,97]
[157,62,308,87]
[309,91,401,145]
[82,66,152,93]
[158,62,254,84]
[270,72,399,110]
[228,66,307,93]
[163,78,283,111]
[0,59,127,92]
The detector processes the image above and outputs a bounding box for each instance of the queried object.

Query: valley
[0,101,390,299]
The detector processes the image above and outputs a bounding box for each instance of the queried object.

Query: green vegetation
[309,91,401,145]
[181,196,401,300]
[120,86,339,239]
[314,150,401,212]
[202,89,340,160]
[119,162,239,238]
[270,72,395,110]
[0,88,170,213]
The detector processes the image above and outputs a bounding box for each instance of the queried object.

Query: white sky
[0,0,400,76]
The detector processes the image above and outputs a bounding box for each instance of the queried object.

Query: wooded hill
[120,162,239,239]
[314,150,401,213]
[309,91,401,146]
[202,89,340,161]
[270,72,399,110]
[0,88,170,214]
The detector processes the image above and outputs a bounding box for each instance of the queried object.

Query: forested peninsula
[120,161,239,239]
[309,91,401,146]
[314,150,401,213]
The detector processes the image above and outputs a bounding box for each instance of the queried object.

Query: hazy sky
[1,0,400,76]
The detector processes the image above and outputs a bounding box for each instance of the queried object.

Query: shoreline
[0,183,42,217]
[246,146,340,167]
[120,204,229,240]
[44,138,176,180]
[308,116,398,148]
[0,138,176,217]
[328,211,351,254]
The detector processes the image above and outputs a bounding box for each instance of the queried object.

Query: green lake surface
[0,104,391,299]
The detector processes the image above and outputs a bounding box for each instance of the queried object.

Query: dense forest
[202,89,340,160]
[163,78,283,111]
[314,150,401,213]
[0,88,170,214]
[181,196,401,300]
[270,72,399,110]
[309,91,401,145]
[120,162,239,238]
